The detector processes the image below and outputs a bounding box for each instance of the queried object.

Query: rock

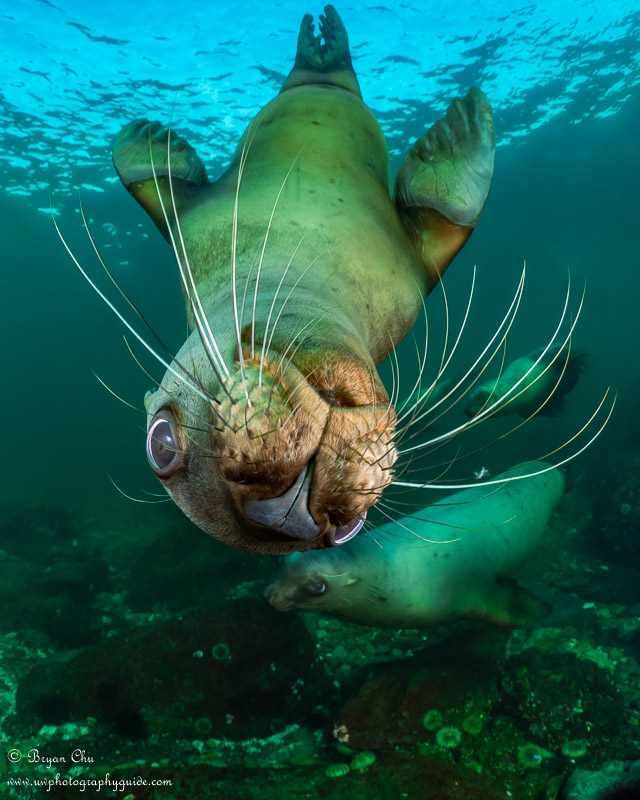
[126,525,269,612]
[0,505,76,563]
[15,599,330,740]
[335,627,508,751]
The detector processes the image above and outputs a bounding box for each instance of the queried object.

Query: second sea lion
[110,6,495,554]
[264,465,564,628]
[465,344,587,419]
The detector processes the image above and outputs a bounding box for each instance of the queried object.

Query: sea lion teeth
[113,5,494,553]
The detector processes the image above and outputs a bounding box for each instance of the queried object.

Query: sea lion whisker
[52,210,212,405]
[374,504,461,544]
[379,445,463,496]
[163,127,230,383]
[371,267,478,470]
[392,388,615,492]
[263,251,329,384]
[377,500,508,530]
[258,233,308,387]
[400,273,579,455]
[107,474,171,504]
[395,277,431,418]
[251,148,304,362]
[231,122,262,408]
[122,334,228,433]
[396,265,519,444]
[378,479,506,513]
[91,370,145,413]
[397,263,524,441]
[406,340,581,474]
[352,444,460,499]
[397,266,477,428]
[398,268,534,450]
[75,191,220,407]
[267,311,329,413]
[147,129,229,392]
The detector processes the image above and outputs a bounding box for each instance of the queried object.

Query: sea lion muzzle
[244,461,366,544]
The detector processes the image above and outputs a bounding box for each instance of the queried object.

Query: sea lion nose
[244,463,321,541]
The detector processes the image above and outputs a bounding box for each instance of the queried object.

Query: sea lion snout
[146,348,396,553]
[245,462,368,544]
[244,462,320,541]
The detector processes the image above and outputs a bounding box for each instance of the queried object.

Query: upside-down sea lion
[112,6,495,554]
[264,465,564,627]
[465,345,587,419]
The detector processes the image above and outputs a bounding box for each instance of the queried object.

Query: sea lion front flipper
[281,5,361,97]
[113,119,209,241]
[394,88,495,289]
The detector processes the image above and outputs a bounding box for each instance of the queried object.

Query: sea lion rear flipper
[471,577,582,628]
[394,88,495,289]
[281,5,362,97]
[112,119,209,241]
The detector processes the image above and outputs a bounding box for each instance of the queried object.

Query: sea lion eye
[307,579,326,596]
[146,411,183,477]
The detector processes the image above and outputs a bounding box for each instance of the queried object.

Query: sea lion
[465,344,587,419]
[112,6,495,554]
[263,465,564,628]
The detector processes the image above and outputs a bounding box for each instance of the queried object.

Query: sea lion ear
[344,576,360,586]
[112,119,210,241]
[143,388,157,412]
[393,87,495,290]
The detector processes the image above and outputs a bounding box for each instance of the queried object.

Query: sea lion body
[112,6,495,554]
[171,84,428,367]
[264,465,564,628]
[465,345,587,419]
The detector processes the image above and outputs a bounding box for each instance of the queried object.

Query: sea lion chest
[177,85,426,361]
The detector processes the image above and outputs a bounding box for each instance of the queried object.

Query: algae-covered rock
[14,599,330,740]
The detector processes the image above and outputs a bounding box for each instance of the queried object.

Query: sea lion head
[464,379,505,418]
[262,551,364,613]
[144,329,396,555]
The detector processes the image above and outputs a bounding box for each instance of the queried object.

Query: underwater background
[1,0,639,797]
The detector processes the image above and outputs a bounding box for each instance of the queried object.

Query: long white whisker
[231,123,261,408]
[396,279,430,417]
[263,250,328,366]
[374,504,461,544]
[398,265,477,426]
[259,233,307,387]
[52,212,212,404]
[393,388,615,490]
[251,148,304,361]
[107,474,171,503]
[75,191,218,404]
[91,370,144,413]
[401,273,579,454]
[165,128,229,379]
[401,263,523,435]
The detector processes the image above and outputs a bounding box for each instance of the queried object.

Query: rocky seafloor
[0,451,639,799]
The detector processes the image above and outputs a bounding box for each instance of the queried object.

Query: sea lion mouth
[244,462,320,541]
[244,460,367,546]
